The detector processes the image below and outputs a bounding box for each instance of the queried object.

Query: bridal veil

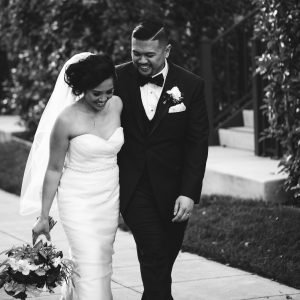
[19,52,93,215]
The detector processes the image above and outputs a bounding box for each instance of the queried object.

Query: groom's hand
[172,195,194,222]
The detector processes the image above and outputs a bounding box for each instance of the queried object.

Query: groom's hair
[132,20,169,47]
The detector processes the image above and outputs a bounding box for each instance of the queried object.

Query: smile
[139,65,151,71]
[95,101,106,106]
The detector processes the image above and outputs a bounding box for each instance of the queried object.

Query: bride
[19,52,124,299]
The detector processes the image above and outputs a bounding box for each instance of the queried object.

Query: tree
[253,0,300,203]
[0,0,252,136]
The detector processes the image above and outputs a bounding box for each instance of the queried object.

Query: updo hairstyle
[64,54,116,96]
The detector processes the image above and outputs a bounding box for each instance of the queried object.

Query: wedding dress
[58,127,124,300]
[19,52,123,299]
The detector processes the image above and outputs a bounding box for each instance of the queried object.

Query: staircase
[197,8,287,202]
[201,110,287,202]
[218,109,254,151]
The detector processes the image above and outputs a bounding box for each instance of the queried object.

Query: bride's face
[84,77,114,111]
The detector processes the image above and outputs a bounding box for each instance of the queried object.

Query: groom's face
[131,38,170,77]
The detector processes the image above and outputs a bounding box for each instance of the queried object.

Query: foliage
[0,217,75,300]
[0,0,252,137]
[182,195,300,289]
[0,50,16,114]
[253,0,300,203]
[0,80,18,115]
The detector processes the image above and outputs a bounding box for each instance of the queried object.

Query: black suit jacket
[115,61,209,219]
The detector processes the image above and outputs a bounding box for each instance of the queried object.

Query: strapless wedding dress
[57,127,124,300]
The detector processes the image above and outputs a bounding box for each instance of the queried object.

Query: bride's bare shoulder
[110,95,123,112]
[55,104,79,128]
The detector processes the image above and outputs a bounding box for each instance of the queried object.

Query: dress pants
[123,170,187,300]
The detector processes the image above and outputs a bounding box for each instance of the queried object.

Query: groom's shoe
[141,290,173,300]
[141,295,173,300]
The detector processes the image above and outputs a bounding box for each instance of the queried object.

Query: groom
[116,20,209,299]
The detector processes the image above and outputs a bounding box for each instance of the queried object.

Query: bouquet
[0,217,76,299]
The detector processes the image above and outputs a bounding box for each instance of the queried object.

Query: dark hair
[132,20,169,46]
[64,54,116,96]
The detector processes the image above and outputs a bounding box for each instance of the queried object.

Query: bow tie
[138,73,164,87]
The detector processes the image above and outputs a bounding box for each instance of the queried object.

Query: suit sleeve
[180,80,209,203]
[114,68,121,97]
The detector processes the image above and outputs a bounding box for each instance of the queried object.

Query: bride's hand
[32,217,51,245]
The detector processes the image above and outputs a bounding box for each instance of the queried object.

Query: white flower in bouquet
[52,257,61,268]
[19,260,40,275]
[7,258,19,271]
[8,258,40,275]
[15,260,31,276]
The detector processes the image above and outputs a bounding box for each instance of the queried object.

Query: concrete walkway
[0,189,299,300]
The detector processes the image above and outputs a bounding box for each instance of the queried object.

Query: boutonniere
[163,86,184,105]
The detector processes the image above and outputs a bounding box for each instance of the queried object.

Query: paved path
[0,189,299,300]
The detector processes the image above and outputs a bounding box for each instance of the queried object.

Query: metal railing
[199,9,258,145]
[198,8,280,157]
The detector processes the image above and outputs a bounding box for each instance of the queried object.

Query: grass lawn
[1,139,300,289]
[0,139,30,195]
[182,196,300,289]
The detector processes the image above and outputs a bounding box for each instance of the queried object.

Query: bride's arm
[32,114,70,242]
[41,116,70,218]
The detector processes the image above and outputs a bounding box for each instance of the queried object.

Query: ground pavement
[0,189,299,300]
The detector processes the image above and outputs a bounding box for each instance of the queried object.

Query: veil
[19,52,93,215]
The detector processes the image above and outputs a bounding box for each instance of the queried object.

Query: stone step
[202,146,287,202]
[0,115,26,143]
[218,126,254,151]
[0,115,25,133]
[243,109,254,128]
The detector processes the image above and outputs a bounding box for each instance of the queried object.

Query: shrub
[0,49,16,114]
[0,0,252,137]
[253,0,300,204]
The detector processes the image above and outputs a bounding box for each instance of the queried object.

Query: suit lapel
[127,64,146,134]
[149,62,177,135]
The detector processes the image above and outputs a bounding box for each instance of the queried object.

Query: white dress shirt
[140,61,169,120]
